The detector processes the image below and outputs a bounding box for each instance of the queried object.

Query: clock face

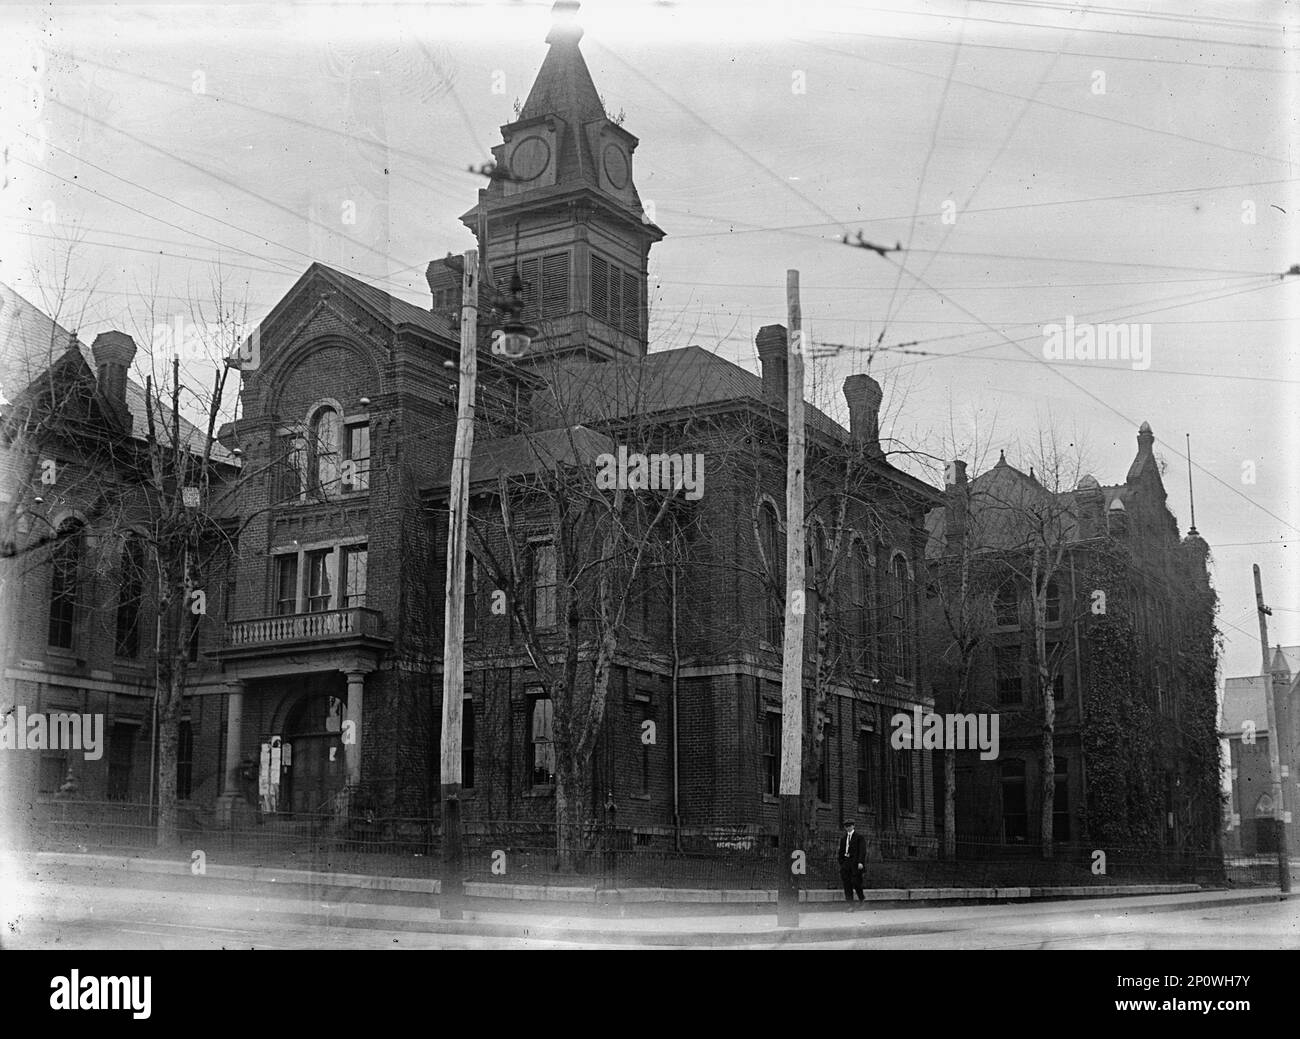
[510,136,550,181]
[602,143,629,189]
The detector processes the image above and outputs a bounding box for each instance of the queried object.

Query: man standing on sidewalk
[838,818,865,907]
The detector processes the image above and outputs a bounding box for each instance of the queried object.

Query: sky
[1,0,1296,685]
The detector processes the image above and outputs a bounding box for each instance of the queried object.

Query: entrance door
[281,694,346,815]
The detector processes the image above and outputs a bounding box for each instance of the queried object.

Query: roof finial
[1185,432,1198,534]
[548,0,583,45]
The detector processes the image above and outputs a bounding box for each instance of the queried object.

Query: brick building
[4,6,944,853]
[1222,646,1300,857]
[0,282,238,813]
[926,427,1221,852]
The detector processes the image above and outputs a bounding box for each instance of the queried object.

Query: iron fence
[23,799,1271,891]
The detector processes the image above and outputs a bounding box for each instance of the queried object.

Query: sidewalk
[15,850,1290,946]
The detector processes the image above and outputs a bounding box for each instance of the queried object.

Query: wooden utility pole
[777,269,805,927]
[1253,564,1291,893]
[440,248,479,919]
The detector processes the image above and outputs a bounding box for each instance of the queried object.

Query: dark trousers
[840,862,864,901]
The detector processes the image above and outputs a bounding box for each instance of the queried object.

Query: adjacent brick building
[926,428,1221,852]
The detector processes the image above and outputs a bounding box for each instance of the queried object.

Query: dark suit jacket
[837,830,865,869]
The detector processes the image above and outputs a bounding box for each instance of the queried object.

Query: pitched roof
[428,424,614,490]
[307,263,458,342]
[532,345,847,441]
[519,6,606,128]
[0,281,237,466]
[926,454,1082,554]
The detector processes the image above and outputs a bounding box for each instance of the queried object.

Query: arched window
[995,581,1019,627]
[310,405,341,495]
[851,541,873,670]
[757,500,782,645]
[47,518,83,649]
[891,554,913,680]
[115,533,146,658]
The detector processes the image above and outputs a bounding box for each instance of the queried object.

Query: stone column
[217,680,245,826]
[343,670,366,786]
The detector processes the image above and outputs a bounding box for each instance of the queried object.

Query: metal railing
[225,607,384,647]
[24,801,1262,890]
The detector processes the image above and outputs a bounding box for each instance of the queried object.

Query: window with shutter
[590,255,609,323]
[542,253,569,317]
[622,272,638,335]
[519,257,540,320]
[608,264,622,331]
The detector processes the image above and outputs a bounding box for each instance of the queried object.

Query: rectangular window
[187,610,201,662]
[496,253,569,321]
[622,271,639,335]
[529,694,555,786]
[177,720,193,800]
[1052,672,1065,702]
[817,722,832,803]
[341,546,367,609]
[857,726,873,806]
[519,256,540,319]
[305,549,333,612]
[542,252,570,317]
[343,423,370,492]
[608,264,622,333]
[530,541,557,629]
[462,699,475,790]
[1001,760,1028,843]
[275,554,299,615]
[761,712,781,796]
[897,749,913,813]
[590,255,609,324]
[639,699,653,796]
[277,433,306,502]
[995,645,1023,705]
[1053,758,1070,841]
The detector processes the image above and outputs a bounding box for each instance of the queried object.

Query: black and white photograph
[0,0,1295,997]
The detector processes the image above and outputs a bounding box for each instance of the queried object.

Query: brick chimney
[944,459,968,554]
[756,324,787,403]
[843,373,883,456]
[91,331,136,429]
[1075,474,1104,539]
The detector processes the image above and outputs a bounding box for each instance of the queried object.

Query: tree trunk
[943,745,957,860]
[554,755,589,874]
[155,668,184,848]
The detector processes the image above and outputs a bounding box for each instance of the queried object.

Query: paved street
[6,864,1296,950]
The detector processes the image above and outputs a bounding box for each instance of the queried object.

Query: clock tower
[458,1,664,363]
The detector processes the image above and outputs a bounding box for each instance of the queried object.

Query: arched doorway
[281,693,346,815]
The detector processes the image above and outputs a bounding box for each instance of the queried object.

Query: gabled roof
[262,262,459,345]
[0,281,237,466]
[926,452,1082,554]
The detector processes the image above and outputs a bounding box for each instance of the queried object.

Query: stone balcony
[217,607,391,668]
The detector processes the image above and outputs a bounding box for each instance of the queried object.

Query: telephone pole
[1252,564,1291,893]
[440,248,479,920]
[777,269,805,927]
